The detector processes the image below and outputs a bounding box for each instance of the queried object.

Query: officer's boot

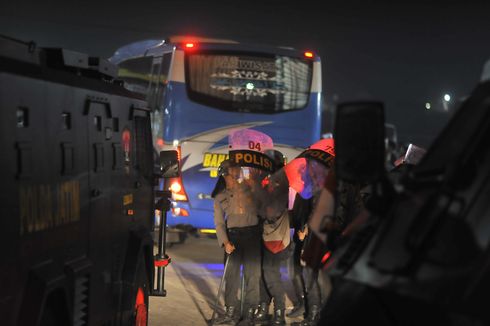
[243,306,256,325]
[253,302,270,325]
[287,275,305,318]
[308,305,320,324]
[213,305,238,325]
[272,309,286,325]
[299,304,320,326]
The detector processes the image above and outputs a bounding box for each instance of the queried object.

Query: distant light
[425,102,431,110]
[173,139,179,146]
[304,51,314,58]
[444,94,451,102]
[246,82,254,90]
[185,42,195,48]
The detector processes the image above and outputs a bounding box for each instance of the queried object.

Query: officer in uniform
[255,150,289,326]
[213,159,262,325]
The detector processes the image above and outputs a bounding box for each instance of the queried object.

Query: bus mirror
[159,150,180,178]
[334,101,386,183]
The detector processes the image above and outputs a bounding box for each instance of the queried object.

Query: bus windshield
[186,52,313,113]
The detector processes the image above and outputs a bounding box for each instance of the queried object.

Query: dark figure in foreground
[287,193,312,320]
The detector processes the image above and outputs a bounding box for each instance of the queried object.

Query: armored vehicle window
[61,112,71,130]
[17,107,29,128]
[94,116,102,131]
[113,117,119,132]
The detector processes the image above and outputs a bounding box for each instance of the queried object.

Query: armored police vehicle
[0,35,174,326]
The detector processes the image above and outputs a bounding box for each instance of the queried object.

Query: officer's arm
[213,198,229,247]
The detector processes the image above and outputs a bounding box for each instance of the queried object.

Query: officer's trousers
[261,245,290,310]
[224,225,262,312]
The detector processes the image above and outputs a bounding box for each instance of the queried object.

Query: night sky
[2,0,490,148]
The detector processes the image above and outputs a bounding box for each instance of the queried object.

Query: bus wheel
[134,287,148,326]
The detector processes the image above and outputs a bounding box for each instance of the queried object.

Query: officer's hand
[297,226,308,241]
[224,241,236,254]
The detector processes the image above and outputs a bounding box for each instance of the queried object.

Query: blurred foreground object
[319,79,490,325]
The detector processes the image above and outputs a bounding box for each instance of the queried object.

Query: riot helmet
[284,138,336,199]
[217,159,237,177]
[264,149,286,172]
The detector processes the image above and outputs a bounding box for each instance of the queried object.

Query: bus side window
[117,57,153,97]
[148,59,161,109]
[154,53,172,111]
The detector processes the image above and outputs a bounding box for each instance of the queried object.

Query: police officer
[255,150,289,326]
[296,139,336,325]
[213,159,262,325]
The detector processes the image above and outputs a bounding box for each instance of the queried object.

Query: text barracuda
[202,153,229,177]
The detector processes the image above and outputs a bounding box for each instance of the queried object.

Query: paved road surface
[148,234,331,325]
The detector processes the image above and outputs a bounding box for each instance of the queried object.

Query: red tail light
[170,181,182,193]
[165,145,188,201]
[167,177,188,201]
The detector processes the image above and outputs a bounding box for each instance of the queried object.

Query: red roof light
[185,43,195,49]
